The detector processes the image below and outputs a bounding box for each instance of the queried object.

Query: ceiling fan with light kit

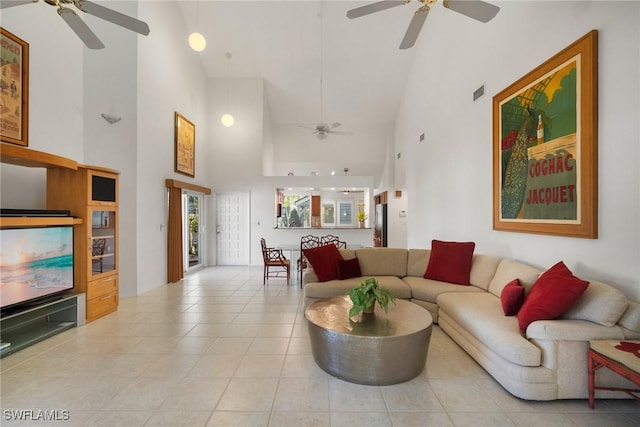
[0,0,150,49]
[347,0,500,49]
[301,122,353,140]
[299,1,354,141]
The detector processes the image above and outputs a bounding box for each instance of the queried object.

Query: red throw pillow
[500,279,525,316]
[424,240,475,285]
[517,261,589,333]
[302,244,344,282]
[336,258,361,280]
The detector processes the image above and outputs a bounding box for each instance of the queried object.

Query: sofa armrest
[526,319,626,341]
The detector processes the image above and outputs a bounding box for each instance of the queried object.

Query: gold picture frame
[0,27,29,147]
[174,112,195,177]
[493,30,598,239]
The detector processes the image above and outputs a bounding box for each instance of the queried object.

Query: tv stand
[0,293,85,358]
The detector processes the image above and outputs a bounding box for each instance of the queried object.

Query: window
[321,201,336,226]
[338,201,354,226]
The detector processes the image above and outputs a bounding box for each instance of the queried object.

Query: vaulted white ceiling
[175,0,426,180]
[178,1,419,126]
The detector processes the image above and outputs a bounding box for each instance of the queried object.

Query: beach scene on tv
[0,226,73,309]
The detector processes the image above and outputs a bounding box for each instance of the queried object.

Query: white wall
[1,1,211,298]
[262,85,275,176]
[0,5,84,207]
[395,1,640,300]
[137,1,210,295]
[208,77,265,189]
[83,3,139,298]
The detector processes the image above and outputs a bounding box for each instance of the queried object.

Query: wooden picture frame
[0,27,29,147]
[174,112,195,177]
[493,30,598,239]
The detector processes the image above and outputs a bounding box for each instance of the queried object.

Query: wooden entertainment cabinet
[1,143,119,323]
[47,166,119,322]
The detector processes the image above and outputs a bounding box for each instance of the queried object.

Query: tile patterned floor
[1,266,639,426]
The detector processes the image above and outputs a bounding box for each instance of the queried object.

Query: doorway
[183,192,204,272]
[216,192,250,265]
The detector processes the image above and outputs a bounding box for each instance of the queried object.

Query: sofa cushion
[469,254,502,290]
[304,276,412,300]
[407,249,430,277]
[437,292,541,366]
[488,259,541,298]
[338,249,357,260]
[500,279,525,316]
[517,261,590,333]
[619,301,640,332]
[403,276,484,305]
[561,280,628,327]
[303,244,344,282]
[336,257,361,280]
[355,248,408,277]
[424,240,475,285]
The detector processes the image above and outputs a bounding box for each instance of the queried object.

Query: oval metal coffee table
[305,295,433,385]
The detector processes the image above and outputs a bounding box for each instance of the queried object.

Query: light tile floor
[1,266,639,426]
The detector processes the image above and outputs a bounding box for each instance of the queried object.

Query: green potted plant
[348,277,396,318]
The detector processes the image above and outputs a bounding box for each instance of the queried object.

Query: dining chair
[260,237,290,285]
[321,234,347,249]
[299,235,321,286]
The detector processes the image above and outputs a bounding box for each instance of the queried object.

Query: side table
[588,340,640,408]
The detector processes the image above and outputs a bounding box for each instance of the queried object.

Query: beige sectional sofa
[303,247,640,401]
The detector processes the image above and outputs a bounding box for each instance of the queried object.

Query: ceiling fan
[347,0,500,49]
[0,0,150,50]
[298,1,354,141]
[302,122,354,140]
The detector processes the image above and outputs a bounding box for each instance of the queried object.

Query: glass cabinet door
[90,209,116,278]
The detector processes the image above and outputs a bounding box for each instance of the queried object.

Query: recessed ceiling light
[331,171,336,175]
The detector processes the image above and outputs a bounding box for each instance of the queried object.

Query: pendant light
[221,52,235,127]
[189,1,206,52]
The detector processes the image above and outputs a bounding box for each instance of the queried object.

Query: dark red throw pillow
[517,261,589,333]
[424,240,475,285]
[302,244,344,282]
[500,279,525,316]
[336,258,362,280]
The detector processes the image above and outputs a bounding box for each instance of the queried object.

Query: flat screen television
[0,226,74,312]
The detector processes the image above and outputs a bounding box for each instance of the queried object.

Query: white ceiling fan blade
[73,0,150,35]
[57,7,104,49]
[329,131,354,136]
[330,122,342,129]
[399,6,429,50]
[347,0,406,19]
[0,0,38,10]
[443,0,500,23]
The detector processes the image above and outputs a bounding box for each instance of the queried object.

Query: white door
[216,192,250,265]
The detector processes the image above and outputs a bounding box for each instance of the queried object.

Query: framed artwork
[0,27,29,147]
[174,112,195,177]
[493,30,598,239]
